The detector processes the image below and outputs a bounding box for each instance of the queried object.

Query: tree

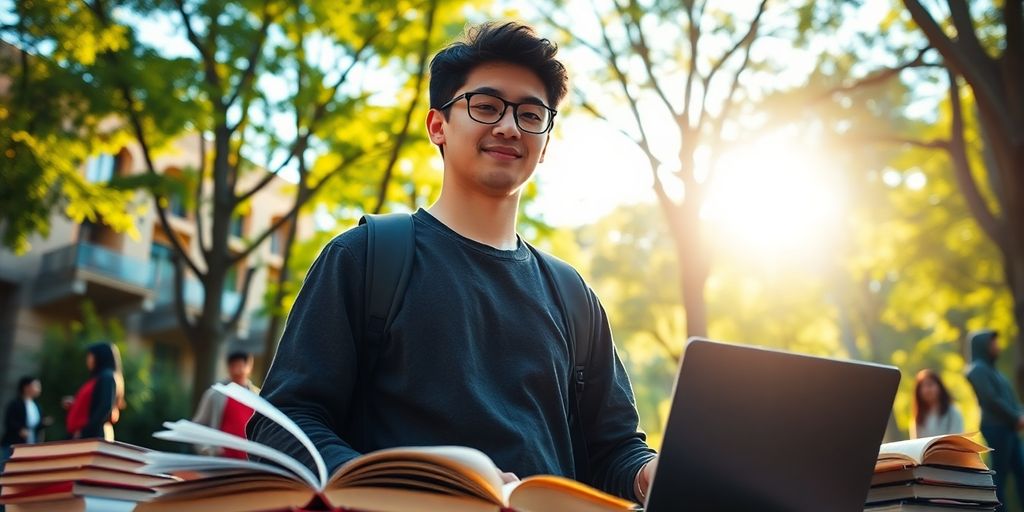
[5,0,473,406]
[812,0,1023,389]
[900,0,1024,391]
[533,0,809,339]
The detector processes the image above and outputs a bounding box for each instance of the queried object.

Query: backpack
[358,212,594,479]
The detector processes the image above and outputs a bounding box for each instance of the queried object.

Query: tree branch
[903,0,1004,129]
[1005,0,1023,62]
[534,5,604,55]
[823,46,933,99]
[172,0,222,94]
[171,253,198,337]
[229,147,370,266]
[226,0,274,110]
[648,328,681,362]
[373,0,436,214]
[195,133,209,255]
[680,0,702,127]
[224,264,257,333]
[704,0,767,93]
[849,133,950,150]
[616,0,676,117]
[947,0,989,64]
[591,0,653,164]
[705,34,754,173]
[946,69,1005,248]
[696,0,765,138]
[235,25,383,205]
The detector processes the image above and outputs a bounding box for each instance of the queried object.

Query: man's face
[228,359,252,383]
[426,62,552,198]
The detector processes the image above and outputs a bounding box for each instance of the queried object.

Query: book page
[153,419,317,489]
[212,382,329,487]
[503,475,638,511]
[324,486,499,512]
[331,446,505,504]
[876,434,990,470]
[141,451,298,481]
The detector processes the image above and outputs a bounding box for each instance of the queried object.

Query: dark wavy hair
[16,375,37,395]
[429,21,568,113]
[913,369,951,427]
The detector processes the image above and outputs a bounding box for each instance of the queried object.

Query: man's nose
[492,107,522,138]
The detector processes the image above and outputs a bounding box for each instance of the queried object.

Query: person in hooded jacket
[966,329,1024,511]
[63,342,125,441]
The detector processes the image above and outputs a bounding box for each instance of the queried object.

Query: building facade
[0,132,313,407]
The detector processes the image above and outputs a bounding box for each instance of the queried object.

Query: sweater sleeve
[581,289,657,500]
[246,238,365,474]
[83,373,115,438]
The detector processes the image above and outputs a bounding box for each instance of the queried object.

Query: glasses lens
[516,104,550,133]
[467,94,504,123]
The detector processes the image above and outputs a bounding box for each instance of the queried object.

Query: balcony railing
[150,260,242,313]
[39,241,151,289]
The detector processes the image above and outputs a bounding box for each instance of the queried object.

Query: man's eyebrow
[469,87,547,106]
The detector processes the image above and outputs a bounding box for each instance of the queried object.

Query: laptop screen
[644,338,900,512]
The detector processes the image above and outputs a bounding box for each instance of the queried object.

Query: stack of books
[865,434,999,511]
[0,439,178,512]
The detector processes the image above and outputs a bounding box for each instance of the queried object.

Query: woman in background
[64,343,125,441]
[2,376,45,451]
[911,368,964,439]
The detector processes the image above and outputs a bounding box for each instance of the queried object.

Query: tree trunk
[665,199,709,339]
[1008,236,1024,395]
[190,320,223,408]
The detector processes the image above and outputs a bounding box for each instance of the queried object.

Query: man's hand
[634,456,658,504]
[1016,414,1024,430]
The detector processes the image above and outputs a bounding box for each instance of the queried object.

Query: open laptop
[643,337,900,512]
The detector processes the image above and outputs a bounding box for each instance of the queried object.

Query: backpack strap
[359,213,415,346]
[529,246,594,482]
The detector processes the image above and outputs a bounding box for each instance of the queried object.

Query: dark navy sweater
[248,209,655,499]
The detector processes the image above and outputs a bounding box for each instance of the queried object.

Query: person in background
[191,351,260,458]
[966,329,1024,512]
[63,343,125,441]
[910,369,964,439]
[3,377,46,450]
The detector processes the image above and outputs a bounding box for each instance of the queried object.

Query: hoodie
[966,329,1021,428]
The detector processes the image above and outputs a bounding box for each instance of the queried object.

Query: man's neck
[428,187,521,250]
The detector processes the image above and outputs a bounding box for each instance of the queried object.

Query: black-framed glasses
[439,92,557,134]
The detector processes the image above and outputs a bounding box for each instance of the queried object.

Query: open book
[875,434,991,473]
[136,383,638,512]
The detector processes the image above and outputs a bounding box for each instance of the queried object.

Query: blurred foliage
[34,302,190,451]
[0,42,147,254]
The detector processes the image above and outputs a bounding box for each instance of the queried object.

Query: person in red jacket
[63,343,125,441]
[191,351,260,458]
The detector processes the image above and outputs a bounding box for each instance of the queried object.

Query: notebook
[644,337,900,512]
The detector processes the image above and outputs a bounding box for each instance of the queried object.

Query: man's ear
[426,109,446,146]
[538,133,551,163]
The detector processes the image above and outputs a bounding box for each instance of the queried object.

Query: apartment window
[224,264,239,293]
[230,215,246,238]
[149,243,174,288]
[269,216,291,256]
[85,154,116,183]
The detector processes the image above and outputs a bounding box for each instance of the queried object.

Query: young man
[249,22,658,502]
[193,351,260,459]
